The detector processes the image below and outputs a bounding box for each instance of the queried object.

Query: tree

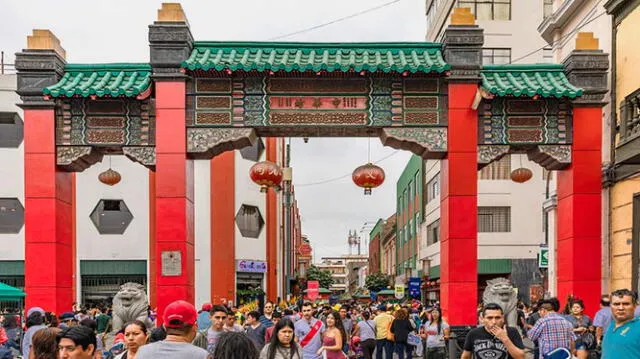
[365,272,390,292]
[305,265,335,289]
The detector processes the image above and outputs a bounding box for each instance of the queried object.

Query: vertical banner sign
[408,277,421,298]
[394,284,405,299]
[307,280,320,301]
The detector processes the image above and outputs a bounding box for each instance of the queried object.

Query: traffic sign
[394,284,405,299]
[539,246,549,268]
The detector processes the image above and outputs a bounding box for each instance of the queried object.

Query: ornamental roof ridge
[480,63,583,99]
[64,63,152,72]
[192,41,444,49]
[482,63,565,72]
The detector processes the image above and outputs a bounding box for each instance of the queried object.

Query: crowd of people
[1,288,639,358]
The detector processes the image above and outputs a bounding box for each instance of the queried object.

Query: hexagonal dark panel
[239,138,265,162]
[0,112,24,148]
[90,200,133,235]
[0,198,24,233]
[235,204,264,238]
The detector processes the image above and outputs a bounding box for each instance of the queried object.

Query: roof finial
[575,32,599,50]
[451,7,475,26]
[27,29,66,59]
[157,3,188,24]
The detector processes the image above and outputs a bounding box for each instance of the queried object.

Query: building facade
[380,215,397,277]
[316,255,369,294]
[396,155,424,280]
[605,0,640,292]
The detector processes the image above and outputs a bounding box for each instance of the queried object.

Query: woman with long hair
[114,320,149,359]
[317,311,347,359]
[213,331,259,359]
[260,318,302,359]
[422,308,449,359]
[28,327,60,359]
[390,308,415,359]
[353,311,376,359]
[565,299,594,359]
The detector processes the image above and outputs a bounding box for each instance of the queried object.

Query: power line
[510,0,606,64]
[294,150,400,187]
[268,0,404,40]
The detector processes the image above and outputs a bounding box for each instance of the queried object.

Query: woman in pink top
[317,311,347,359]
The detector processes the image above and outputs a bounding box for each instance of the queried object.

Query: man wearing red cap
[136,300,211,359]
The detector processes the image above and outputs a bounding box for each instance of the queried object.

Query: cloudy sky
[0,0,424,260]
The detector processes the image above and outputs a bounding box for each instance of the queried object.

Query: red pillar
[556,106,601,314]
[211,152,236,304]
[266,138,278,302]
[24,108,75,313]
[440,83,478,325]
[154,80,195,321]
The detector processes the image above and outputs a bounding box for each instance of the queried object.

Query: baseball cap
[27,307,45,317]
[59,312,76,321]
[201,303,212,312]
[163,300,197,328]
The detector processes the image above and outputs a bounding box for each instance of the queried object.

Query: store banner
[408,277,421,298]
[307,280,320,300]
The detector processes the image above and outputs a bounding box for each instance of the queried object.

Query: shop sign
[408,277,421,298]
[298,243,312,257]
[236,260,267,273]
[307,280,320,300]
[394,284,405,299]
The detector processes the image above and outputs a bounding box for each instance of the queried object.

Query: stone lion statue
[482,277,518,328]
[112,282,153,334]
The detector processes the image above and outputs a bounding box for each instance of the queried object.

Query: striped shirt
[528,313,576,359]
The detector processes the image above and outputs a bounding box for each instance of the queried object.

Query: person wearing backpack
[422,308,449,359]
[353,311,376,359]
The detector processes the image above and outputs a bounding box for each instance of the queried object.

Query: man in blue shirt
[295,302,325,359]
[259,301,275,328]
[602,289,640,359]
[593,295,612,346]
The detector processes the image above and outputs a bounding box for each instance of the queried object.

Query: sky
[0,0,424,261]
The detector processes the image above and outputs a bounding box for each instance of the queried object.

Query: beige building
[316,255,368,293]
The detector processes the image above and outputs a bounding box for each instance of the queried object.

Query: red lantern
[98,168,121,186]
[510,167,533,183]
[249,161,283,192]
[352,163,385,195]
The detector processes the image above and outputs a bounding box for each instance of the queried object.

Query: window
[543,0,554,18]
[458,0,511,20]
[398,228,403,245]
[427,219,440,245]
[409,219,414,239]
[415,172,421,195]
[483,48,511,65]
[543,47,553,63]
[235,204,265,238]
[478,206,511,232]
[0,112,24,148]
[479,155,511,180]
[427,175,440,202]
[415,212,421,227]
[0,198,24,233]
[408,181,413,208]
[403,189,409,210]
[89,200,134,235]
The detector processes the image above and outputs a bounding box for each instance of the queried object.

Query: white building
[419,1,558,303]
[316,255,368,294]
[0,74,292,307]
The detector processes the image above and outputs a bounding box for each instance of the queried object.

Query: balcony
[616,88,640,164]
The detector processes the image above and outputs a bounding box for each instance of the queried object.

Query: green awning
[0,282,25,301]
[428,259,512,279]
[182,42,450,74]
[0,261,24,276]
[481,64,583,98]
[80,260,147,276]
[44,63,152,98]
[376,289,395,295]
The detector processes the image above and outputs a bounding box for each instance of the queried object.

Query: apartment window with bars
[426,219,440,245]
[427,175,440,202]
[458,0,511,20]
[483,48,511,65]
[479,155,511,180]
[543,0,554,18]
[478,206,511,232]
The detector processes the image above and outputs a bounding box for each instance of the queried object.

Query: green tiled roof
[481,64,583,98]
[182,42,450,74]
[44,63,152,98]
